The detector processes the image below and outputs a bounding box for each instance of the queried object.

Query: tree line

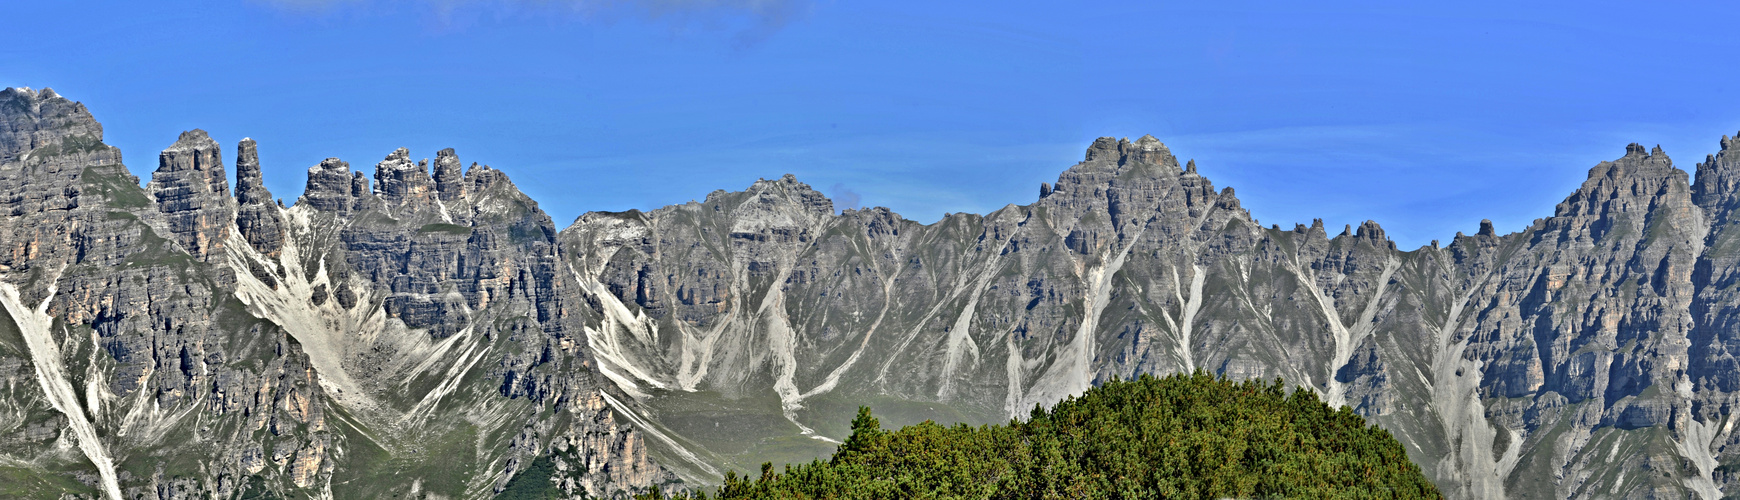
[621,371,1441,500]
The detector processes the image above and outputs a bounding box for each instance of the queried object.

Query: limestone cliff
[0,87,673,499]
[9,85,1740,499]
[566,134,1740,499]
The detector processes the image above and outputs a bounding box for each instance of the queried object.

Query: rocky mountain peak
[1080,135,1179,169]
[1293,218,1329,239]
[433,147,466,201]
[1127,134,1172,165]
[374,147,437,207]
[1084,136,1120,162]
[154,129,226,192]
[0,86,108,164]
[1625,142,1648,157]
[300,157,358,212]
[234,138,286,256]
[1557,143,1691,221]
[1216,186,1243,212]
[235,138,270,205]
[149,129,234,260]
[1351,219,1393,248]
[163,129,217,153]
[1695,131,1740,216]
[741,173,834,218]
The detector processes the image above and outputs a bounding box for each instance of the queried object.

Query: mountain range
[2,86,1737,499]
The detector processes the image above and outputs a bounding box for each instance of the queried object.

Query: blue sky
[5,1,1740,247]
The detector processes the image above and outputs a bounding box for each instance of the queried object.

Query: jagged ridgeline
[5,85,1740,499]
[636,372,1441,499]
[0,87,672,500]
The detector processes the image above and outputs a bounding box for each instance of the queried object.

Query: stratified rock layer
[148,129,234,261]
[234,138,286,257]
[563,134,1740,500]
[9,85,1740,500]
[0,87,673,500]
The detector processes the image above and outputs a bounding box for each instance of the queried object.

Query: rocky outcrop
[0,87,672,500]
[148,129,235,261]
[298,158,358,213]
[0,87,336,500]
[234,138,286,257]
[19,84,1740,499]
[0,87,106,166]
[433,148,466,201]
[257,140,668,497]
[560,132,1740,499]
[373,147,437,212]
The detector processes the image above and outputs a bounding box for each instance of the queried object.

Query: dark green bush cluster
[638,371,1441,500]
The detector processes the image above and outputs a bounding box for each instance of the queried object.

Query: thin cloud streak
[257,0,811,45]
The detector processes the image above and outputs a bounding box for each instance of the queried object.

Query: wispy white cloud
[257,0,811,45]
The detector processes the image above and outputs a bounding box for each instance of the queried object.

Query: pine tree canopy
[633,371,1443,500]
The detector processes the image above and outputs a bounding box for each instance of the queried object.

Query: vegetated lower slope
[637,372,1442,500]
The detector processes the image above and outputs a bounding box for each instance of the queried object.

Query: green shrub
[641,371,1442,500]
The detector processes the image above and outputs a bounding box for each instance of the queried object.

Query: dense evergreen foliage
[496,455,561,499]
[637,372,1441,499]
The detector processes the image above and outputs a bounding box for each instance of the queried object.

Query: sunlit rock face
[0,87,672,500]
[6,85,1740,499]
[563,133,1740,500]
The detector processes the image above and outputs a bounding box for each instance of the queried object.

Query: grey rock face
[14,84,1740,500]
[373,147,437,210]
[434,147,466,201]
[258,134,672,497]
[234,138,286,257]
[0,87,333,500]
[297,157,356,213]
[0,87,106,167]
[562,133,1740,500]
[148,129,234,261]
[0,87,673,500]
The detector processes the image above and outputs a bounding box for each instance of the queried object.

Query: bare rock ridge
[233,138,286,256]
[0,87,673,500]
[562,130,1740,500]
[148,129,234,261]
[297,157,356,214]
[7,85,1740,500]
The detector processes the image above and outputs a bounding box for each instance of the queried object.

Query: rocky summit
[2,87,1740,499]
